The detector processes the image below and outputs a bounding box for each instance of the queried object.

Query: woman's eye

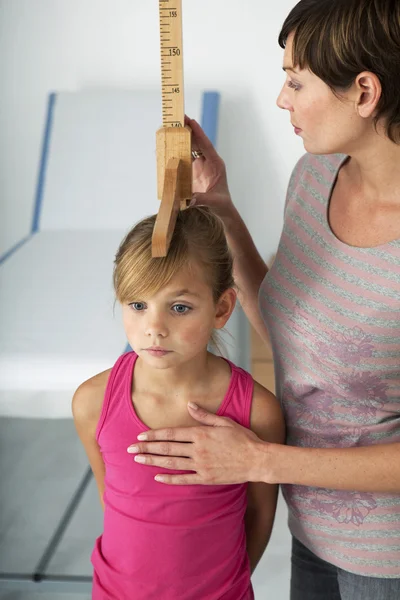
[172,304,190,314]
[130,302,146,311]
[288,80,301,92]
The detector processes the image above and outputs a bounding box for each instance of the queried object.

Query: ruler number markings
[159,0,184,127]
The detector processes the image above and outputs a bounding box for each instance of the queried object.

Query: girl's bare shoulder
[72,369,112,425]
[250,380,285,444]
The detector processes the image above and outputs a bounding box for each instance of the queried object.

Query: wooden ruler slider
[152,0,192,257]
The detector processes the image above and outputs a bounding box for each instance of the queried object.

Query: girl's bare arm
[245,382,285,572]
[72,370,111,510]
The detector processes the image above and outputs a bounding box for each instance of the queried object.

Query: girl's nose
[144,315,168,338]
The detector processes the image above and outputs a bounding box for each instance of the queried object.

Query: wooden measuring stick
[160,0,184,128]
[152,0,192,258]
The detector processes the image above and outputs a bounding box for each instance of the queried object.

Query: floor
[0,417,291,599]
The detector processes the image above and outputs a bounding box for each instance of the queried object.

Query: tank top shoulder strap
[95,351,137,441]
[219,360,254,429]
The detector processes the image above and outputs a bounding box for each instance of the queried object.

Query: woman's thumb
[190,193,207,207]
[187,402,232,427]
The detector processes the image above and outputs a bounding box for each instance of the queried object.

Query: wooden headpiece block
[156,125,192,208]
[152,125,192,257]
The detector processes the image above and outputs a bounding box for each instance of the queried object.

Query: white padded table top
[0,230,127,405]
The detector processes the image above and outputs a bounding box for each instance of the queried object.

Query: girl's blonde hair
[114,206,234,307]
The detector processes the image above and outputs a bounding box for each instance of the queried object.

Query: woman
[127,0,400,597]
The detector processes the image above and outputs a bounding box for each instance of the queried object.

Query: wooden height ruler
[152,0,192,257]
[159,0,185,128]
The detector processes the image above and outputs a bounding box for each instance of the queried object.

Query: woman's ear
[355,71,382,119]
[214,288,237,330]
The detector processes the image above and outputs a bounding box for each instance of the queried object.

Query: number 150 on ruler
[159,0,185,128]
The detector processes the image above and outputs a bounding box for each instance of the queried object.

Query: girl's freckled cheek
[180,326,210,345]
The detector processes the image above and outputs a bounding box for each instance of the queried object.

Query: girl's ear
[214,288,237,330]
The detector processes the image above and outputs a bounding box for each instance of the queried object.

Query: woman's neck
[346,133,400,206]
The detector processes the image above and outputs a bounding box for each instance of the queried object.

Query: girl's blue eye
[130,302,146,311]
[288,80,301,92]
[172,304,190,314]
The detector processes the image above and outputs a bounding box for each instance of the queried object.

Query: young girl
[72,206,285,600]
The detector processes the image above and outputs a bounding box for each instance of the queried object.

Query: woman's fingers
[185,114,229,197]
[185,116,221,162]
[126,417,263,486]
[187,403,234,427]
[154,473,200,485]
[128,411,234,455]
[127,441,193,457]
[134,426,196,443]
[189,119,220,161]
[133,454,193,471]
[128,412,235,465]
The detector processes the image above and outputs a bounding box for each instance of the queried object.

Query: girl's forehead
[151,265,211,299]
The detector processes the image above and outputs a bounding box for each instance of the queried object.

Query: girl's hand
[127,403,269,485]
[186,116,234,219]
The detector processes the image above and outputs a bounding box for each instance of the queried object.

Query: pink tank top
[91,352,255,600]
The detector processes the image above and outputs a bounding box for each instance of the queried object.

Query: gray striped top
[259,152,400,577]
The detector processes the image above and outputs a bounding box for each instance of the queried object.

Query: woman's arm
[188,117,270,345]
[129,405,400,494]
[245,383,285,573]
[223,206,271,346]
[267,442,400,494]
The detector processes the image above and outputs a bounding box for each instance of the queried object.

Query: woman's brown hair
[279,0,400,143]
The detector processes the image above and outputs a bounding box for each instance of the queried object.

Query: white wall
[0,0,304,259]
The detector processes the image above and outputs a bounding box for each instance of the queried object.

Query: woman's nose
[276,86,293,111]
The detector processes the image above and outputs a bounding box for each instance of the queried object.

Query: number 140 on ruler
[159,0,185,128]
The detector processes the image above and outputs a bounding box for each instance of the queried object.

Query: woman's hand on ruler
[186,116,234,219]
[127,402,270,485]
